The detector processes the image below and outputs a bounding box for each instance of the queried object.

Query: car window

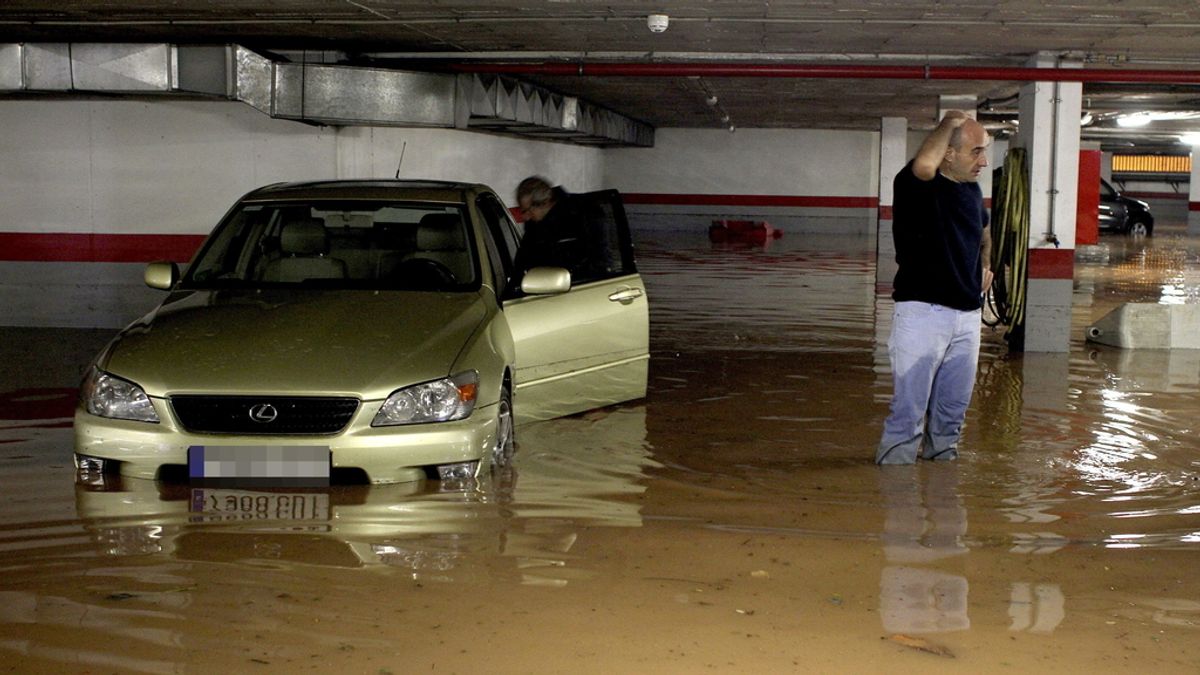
[475,193,521,294]
[1100,180,1117,198]
[184,201,479,291]
[581,189,638,278]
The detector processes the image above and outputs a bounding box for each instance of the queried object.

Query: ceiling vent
[0,43,654,147]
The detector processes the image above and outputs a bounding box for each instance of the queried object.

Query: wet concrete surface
[3,225,1200,673]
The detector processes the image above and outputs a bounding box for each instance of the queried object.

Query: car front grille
[171,395,359,435]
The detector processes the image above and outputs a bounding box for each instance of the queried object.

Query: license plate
[188,445,330,485]
[190,488,330,522]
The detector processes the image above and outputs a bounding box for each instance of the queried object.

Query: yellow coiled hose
[986,147,1030,344]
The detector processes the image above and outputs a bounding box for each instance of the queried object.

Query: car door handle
[608,287,644,305]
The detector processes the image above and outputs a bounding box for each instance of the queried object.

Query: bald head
[943,119,990,182]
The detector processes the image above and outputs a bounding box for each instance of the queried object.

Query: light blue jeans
[877,301,981,465]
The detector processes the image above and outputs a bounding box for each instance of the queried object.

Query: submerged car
[1099,178,1153,236]
[75,180,648,485]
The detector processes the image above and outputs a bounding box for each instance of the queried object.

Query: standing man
[877,111,993,465]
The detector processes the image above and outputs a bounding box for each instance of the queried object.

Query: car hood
[101,289,491,400]
[1120,195,1151,210]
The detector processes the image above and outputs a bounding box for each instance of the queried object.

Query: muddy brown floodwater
[3,223,1200,674]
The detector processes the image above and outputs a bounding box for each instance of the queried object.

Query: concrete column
[879,117,907,220]
[1189,147,1200,234]
[1013,53,1082,353]
[877,117,906,289]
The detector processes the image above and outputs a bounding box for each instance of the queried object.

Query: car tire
[1128,219,1152,237]
[491,385,515,469]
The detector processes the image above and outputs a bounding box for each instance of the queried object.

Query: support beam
[1013,54,1082,353]
[1190,147,1200,235]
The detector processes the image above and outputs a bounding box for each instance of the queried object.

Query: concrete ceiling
[5,1,1200,149]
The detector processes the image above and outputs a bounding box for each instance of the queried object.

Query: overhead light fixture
[1117,113,1152,128]
[647,14,669,33]
[1116,110,1200,127]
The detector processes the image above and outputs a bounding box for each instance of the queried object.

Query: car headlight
[81,367,160,423]
[372,371,478,427]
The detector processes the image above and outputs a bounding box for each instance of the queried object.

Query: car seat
[261,218,347,282]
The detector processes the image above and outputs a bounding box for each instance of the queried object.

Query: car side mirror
[520,266,571,295]
[144,261,180,290]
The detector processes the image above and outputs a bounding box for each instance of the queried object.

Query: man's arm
[980,226,994,292]
[912,111,969,181]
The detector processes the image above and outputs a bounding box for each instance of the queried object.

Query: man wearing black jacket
[514,176,614,284]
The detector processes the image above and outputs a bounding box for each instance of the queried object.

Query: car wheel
[1128,219,1152,237]
[491,385,515,469]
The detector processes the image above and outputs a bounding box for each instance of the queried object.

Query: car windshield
[184,200,478,291]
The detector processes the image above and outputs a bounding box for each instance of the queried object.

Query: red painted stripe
[621,193,878,208]
[1028,248,1074,280]
[0,388,78,421]
[0,232,205,263]
[1190,202,1200,212]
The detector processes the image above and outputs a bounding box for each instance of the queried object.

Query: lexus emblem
[248,403,278,423]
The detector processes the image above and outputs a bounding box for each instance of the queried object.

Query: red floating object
[708,219,783,243]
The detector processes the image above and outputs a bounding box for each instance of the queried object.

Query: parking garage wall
[0,99,602,328]
[604,128,880,234]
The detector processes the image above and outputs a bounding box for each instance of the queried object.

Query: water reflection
[72,406,655,584]
[878,466,970,634]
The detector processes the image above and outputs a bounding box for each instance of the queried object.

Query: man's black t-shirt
[891,161,987,311]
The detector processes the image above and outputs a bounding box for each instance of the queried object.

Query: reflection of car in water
[75,407,656,582]
[1099,178,1154,236]
[74,181,649,486]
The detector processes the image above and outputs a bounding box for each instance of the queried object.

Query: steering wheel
[396,257,457,289]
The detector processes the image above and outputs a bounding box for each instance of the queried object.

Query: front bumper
[74,397,499,484]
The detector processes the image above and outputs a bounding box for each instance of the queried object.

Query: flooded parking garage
[2,222,1200,674]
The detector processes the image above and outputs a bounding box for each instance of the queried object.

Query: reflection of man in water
[514,176,613,283]
[878,467,970,633]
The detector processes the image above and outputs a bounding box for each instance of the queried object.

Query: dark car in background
[1099,178,1154,236]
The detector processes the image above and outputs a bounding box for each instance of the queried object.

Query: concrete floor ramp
[1086,302,1200,349]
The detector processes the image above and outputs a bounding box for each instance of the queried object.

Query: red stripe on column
[0,233,206,263]
[1028,248,1074,279]
[621,193,878,208]
[1190,202,1200,212]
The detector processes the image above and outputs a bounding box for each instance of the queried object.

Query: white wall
[604,128,880,233]
[0,100,603,237]
[1,100,340,235]
[0,99,602,327]
[336,127,603,200]
[0,99,883,327]
[606,128,876,196]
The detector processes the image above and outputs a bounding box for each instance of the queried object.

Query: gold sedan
[74,180,648,485]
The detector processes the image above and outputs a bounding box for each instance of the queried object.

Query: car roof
[239,179,494,203]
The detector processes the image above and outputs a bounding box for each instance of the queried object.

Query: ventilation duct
[0,43,654,147]
[455,73,653,147]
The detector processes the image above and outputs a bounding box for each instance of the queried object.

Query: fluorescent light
[1116,110,1200,128]
[1117,113,1151,128]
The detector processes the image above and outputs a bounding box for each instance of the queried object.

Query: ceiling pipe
[450,62,1200,85]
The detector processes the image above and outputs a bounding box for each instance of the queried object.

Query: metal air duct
[0,43,654,147]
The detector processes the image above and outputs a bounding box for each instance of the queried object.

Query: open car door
[502,189,649,422]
